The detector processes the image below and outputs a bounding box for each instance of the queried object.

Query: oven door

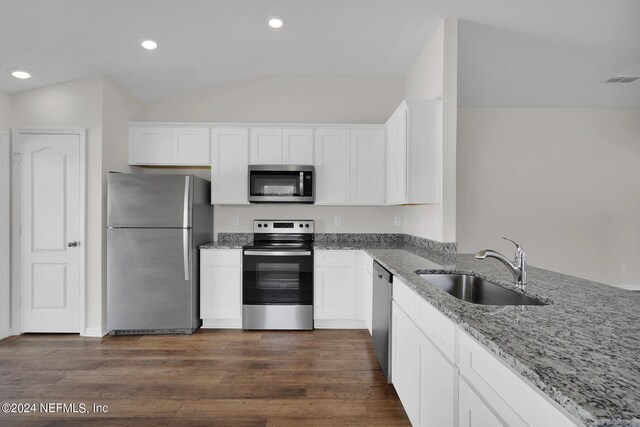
[243,249,313,305]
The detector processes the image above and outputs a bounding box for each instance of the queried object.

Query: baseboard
[314,319,367,329]
[83,326,108,337]
[202,318,242,329]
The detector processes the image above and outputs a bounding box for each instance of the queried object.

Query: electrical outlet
[334,216,342,227]
[620,262,627,271]
[394,217,401,226]
[232,216,239,226]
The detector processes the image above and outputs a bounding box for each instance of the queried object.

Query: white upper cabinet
[386,100,441,205]
[210,127,249,205]
[129,125,210,166]
[250,128,283,164]
[315,128,385,205]
[171,127,210,165]
[282,128,314,164]
[129,127,172,165]
[314,129,351,204]
[249,127,313,165]
[350,129,386,205]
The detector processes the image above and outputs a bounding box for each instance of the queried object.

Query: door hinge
[13,153,22,164]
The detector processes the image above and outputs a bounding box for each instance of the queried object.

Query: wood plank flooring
[0,329,410,426]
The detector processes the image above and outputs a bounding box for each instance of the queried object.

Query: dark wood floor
[0,329,410,426]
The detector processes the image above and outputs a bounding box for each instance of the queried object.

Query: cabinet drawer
[414,296,456,361]
[201,249,242,266]
[315,250,357,267]
[458,331,576,427]
[392,277,415,316]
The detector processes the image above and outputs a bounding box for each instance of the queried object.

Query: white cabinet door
[314,266,357,320]
[314,129,350,204]
[418,331,457,427]
[250,128,283,164]
[350,129,385,205]
[200,249,242,328]
[392,301,420,426]
[386,109,407,205]
[282,128,314,164]
[314,250,364,328]
[171,127,210,165]
[459,379,507,427]
[210,128,249,205]
[129,127,172,165]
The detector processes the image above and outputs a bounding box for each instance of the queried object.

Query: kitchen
[1,1,640,426]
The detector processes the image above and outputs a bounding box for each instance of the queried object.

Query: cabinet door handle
[67,241,79,248]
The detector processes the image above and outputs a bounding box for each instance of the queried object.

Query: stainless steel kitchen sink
[416,273,546,306]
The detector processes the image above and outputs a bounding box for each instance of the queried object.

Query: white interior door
[17,132,82,332]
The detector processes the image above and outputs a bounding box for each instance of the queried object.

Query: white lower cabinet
[391,278,579,427]
[314,250,365,329]
[200,249,242,329]
[458,378,506,427]
[457,331,578,427]
[392,300,421,426]
[392,278,457,427]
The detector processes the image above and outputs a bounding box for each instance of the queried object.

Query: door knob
[67,241,79,248]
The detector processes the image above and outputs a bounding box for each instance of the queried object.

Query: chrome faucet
[475,237,527,289]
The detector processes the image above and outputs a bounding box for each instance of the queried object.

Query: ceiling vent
[603,76,639,83]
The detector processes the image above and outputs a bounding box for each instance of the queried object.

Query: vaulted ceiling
[1,0,638,107]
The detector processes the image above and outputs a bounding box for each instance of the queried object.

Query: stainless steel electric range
[242,220,314,330]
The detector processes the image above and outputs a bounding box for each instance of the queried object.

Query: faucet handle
[502,237,525,255]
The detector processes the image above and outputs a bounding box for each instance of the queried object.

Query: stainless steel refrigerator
[107,173,212,334]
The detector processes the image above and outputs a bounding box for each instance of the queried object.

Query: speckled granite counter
[353,246,638,427]
[201,233,640,425]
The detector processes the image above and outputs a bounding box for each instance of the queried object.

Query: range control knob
[305,224,310,228]
[257,224,262,228]
[299,224,303,228]
[263,223,268,228]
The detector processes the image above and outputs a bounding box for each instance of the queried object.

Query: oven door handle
[244,250,312,257]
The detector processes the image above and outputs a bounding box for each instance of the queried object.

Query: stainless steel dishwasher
[372,260,393,383]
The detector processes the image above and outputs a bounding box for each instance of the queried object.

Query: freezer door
[107,173,192,228]
[107,228,196,332]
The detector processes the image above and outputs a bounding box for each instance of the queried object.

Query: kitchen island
[314,235,639,427]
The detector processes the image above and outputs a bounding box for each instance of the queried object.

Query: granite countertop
[362,247,639,427]
[201,234,639,425]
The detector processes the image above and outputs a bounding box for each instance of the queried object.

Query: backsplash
[215,232,457,255]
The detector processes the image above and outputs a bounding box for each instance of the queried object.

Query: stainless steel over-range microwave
[248,165,314,204]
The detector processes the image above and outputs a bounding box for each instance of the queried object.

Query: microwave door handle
[300,172,304,195]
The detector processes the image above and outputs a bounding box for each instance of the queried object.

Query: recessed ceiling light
[9,69,31,80]
[140,38,158,50]
[268,16,285,29]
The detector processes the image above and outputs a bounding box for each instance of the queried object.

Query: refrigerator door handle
[183,176,190,228]
[183,229,190,281]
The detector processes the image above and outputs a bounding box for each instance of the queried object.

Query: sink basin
[417,273,546,306]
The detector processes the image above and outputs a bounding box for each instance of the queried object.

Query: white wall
[137,75,406,238]
[0,132,10,339]
[136,75,404,124]
[0,92,11,131]
[0,93,11,338]
[215,205,405,236]
[100,77,142,332]
[457,108,640,287]
[11,76,104,333]
[403,19,457,243]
